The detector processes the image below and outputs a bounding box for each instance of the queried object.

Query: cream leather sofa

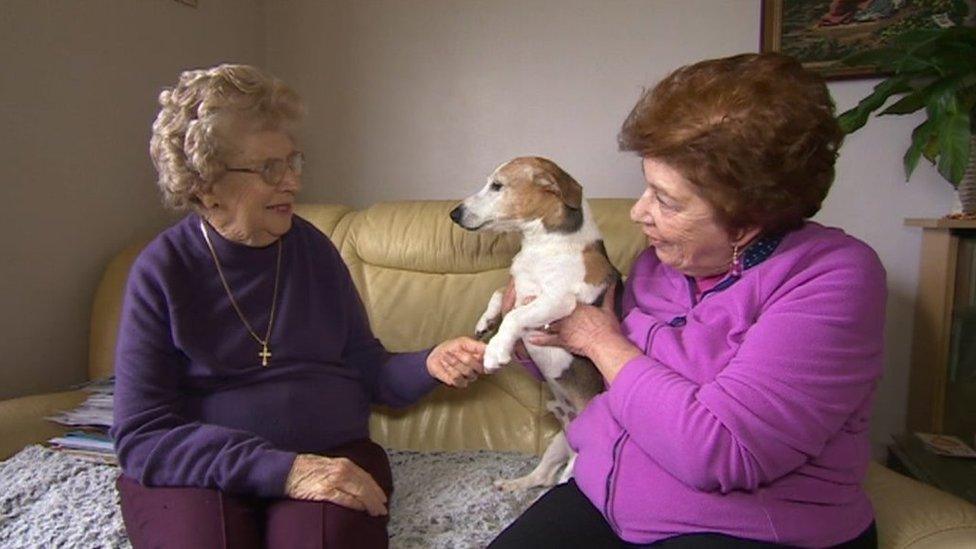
[2,200,975,548]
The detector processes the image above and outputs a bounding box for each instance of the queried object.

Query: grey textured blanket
[0,445,543,548]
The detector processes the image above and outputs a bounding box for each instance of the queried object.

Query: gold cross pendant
[259,343,272,367]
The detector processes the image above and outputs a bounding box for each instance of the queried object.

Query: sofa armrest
[0,390,86,460]
[866,461,976,548]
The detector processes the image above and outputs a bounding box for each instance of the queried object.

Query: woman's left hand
[528,284,642,383]
[427,336,486,388]
[527,284,622,356]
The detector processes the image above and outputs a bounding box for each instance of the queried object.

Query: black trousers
[489,480,878,549]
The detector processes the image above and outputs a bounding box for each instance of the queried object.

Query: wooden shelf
[899,213,976,498]
[905,218,976,229]
[904,217,976,436]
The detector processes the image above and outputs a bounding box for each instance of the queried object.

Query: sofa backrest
[89,199,644,454]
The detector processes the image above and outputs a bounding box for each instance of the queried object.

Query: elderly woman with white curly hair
[109,64,486,548]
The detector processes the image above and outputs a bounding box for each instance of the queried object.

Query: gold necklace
[199,219,283,367]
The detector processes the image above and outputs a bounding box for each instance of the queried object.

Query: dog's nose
[449,205,464,224]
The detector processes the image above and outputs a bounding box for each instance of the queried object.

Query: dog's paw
[483,340,511,373]
[493,475,551,493]
[483,353,501,374]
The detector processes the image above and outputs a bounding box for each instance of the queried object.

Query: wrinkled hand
[527,283,621,356]
[527,283,640,383]
[427,336,486,387]
[284,454,388,516]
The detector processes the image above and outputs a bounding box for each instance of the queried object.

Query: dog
[450,156,620,491]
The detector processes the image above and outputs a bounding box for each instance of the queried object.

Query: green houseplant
[837,24,976,216]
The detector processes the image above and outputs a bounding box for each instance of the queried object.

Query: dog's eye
[489,182,503,191]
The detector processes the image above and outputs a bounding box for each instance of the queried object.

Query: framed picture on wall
[760,0,970,80]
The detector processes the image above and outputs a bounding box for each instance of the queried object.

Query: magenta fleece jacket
[566,222,886,546]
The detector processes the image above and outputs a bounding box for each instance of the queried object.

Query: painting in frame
[761,0,972,80]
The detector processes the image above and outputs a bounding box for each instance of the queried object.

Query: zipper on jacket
[685,276,699,306]
[603,432,628,534]
[684,273,741,309]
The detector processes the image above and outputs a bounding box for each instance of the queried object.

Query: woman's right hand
[284,454,388,516]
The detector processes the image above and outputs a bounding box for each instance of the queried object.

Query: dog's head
[450,156,584,234]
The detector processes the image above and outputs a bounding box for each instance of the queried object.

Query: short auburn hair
[618,53,843,234]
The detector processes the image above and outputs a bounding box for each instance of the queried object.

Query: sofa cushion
[866,461,976,548]
[89,242,148,380]
[0,390,86,460]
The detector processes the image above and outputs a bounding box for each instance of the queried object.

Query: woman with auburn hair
[111,64,486,548]
[491,53,882,548]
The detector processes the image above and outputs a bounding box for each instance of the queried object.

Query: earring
[730,243,743,277]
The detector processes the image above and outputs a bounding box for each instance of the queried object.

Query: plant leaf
[892,28,944,47]
[936,110,972,185]
[920,88,955,162]
[884,73,976,116]
[926,48,976,76]
[898,28,976,75]
[905,120,938,180]
[882,85,934,115]
[841,49,938,75]
[896,56,942,75]
[837,77,911,133]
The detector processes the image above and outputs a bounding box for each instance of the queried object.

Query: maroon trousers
[116,440,392,549]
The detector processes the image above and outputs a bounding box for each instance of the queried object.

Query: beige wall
[265,0,956,455]
[0,0,265,398]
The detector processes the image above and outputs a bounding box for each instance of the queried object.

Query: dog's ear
[536,168,583,210]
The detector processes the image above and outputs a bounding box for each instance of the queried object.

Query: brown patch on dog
[498,157,584,233]
[505,179,563,222]
[529,158,582,210]
[553,355,604,413]
[583,240,616,285]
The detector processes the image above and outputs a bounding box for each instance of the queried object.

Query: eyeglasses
[225,151,305,187]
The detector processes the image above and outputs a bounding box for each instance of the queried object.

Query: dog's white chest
[510,247,585,299]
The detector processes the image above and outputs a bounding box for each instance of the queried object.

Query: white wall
[0,0,265,399]
[267,0,761,206]
[265,0,956,455]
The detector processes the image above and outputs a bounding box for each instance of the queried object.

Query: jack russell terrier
[450,156,620,491]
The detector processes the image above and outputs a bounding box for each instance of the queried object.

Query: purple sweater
[110,214,437,497]
[567,222,885,547]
